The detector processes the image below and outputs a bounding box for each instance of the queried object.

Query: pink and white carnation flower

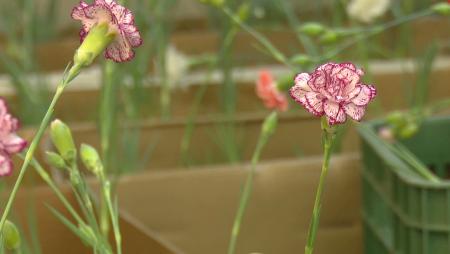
[290,62,376,125]
[0,99,27,177]
[71,0,143,62]
[256,70,289,112]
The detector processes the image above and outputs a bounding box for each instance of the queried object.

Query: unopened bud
[2,220,21,250]
[74,22,117,67]
[299,22,325,37]
[431,3,450,16]
[198,0,224,7]
[290,54,312,67]
[262,112,278,138]
[386,111,406,127]
[80,144,103,176]
[45,151,66,169]
[237,3,251,21]
[399,123,419,139]
[50,120,76,162]
[319,30,340,45]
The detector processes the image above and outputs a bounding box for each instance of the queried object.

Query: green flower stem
[320,9,433,61]
[304,118,336,254]
[0,63,82,233]
[227,112,278,254]
[222,6,294,68]
[30,157,113,253]
[99,61,120,237]
[99,172,122,254]
[28,157,85,227]
[222,5,432,68]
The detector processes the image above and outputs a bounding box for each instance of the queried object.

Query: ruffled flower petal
[119,24,142,47]
[290,90,324,117]
[3,134,27,154]
[305,92,325,116]
[352,84,377,106]
[344,103,366,121]
[289,62,376,124]
[0,153,13,177]
[0,99,27,177]
[72,0,142,62]
[104,33,135,62]
[294,73,312,90]
[324,100,346,125]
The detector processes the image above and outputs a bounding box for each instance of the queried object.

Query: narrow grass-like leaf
[46,206,91,245]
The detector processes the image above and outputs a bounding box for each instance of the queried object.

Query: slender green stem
[28,157,85,227]
[100,61,120,237]
[320,9,433,61]
[222,5,431,68]
[222,7,294,68]
[304,118,336,254]
[227,112,277,254]
[0,64,81,233]
[100,173,122,254]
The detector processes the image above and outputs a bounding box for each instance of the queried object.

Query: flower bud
[198,0,224,7]
[74,22,117,67]
[290,54,312,67]
[319,30,340,45]
[50,120,76,162]
[80,144,103,176]
[431,3,450,16]
[386,111,406,126]
[45,151,66,169]
[237,3,251,22]
[299,22,326,37]
[399,123,419,139]
[2,220,21,250]
[262,112,278,138]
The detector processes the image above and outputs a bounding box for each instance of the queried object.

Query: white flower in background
[347,0,391,23]
[166,45,190,89]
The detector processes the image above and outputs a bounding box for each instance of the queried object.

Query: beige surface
[117,153,362,254]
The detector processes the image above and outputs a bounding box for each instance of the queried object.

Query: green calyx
[80,144,103,177]
[50,119,77,162]
[431,3,450,16]
[74,22,117,67]
[2,220,21,250]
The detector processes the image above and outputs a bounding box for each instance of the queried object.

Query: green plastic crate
[359,116,450,254]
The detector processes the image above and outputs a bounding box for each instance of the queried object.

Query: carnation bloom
[347,0,391,23]
[71,0,142,62]
[256,70,289,112]
[290,62,376,125]
[0,99,27,176]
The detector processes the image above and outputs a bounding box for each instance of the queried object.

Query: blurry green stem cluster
[219,3,439,70]
[32,120,122,254]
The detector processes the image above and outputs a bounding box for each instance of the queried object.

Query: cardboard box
[115,153,362,254]
[7,184,179,254]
